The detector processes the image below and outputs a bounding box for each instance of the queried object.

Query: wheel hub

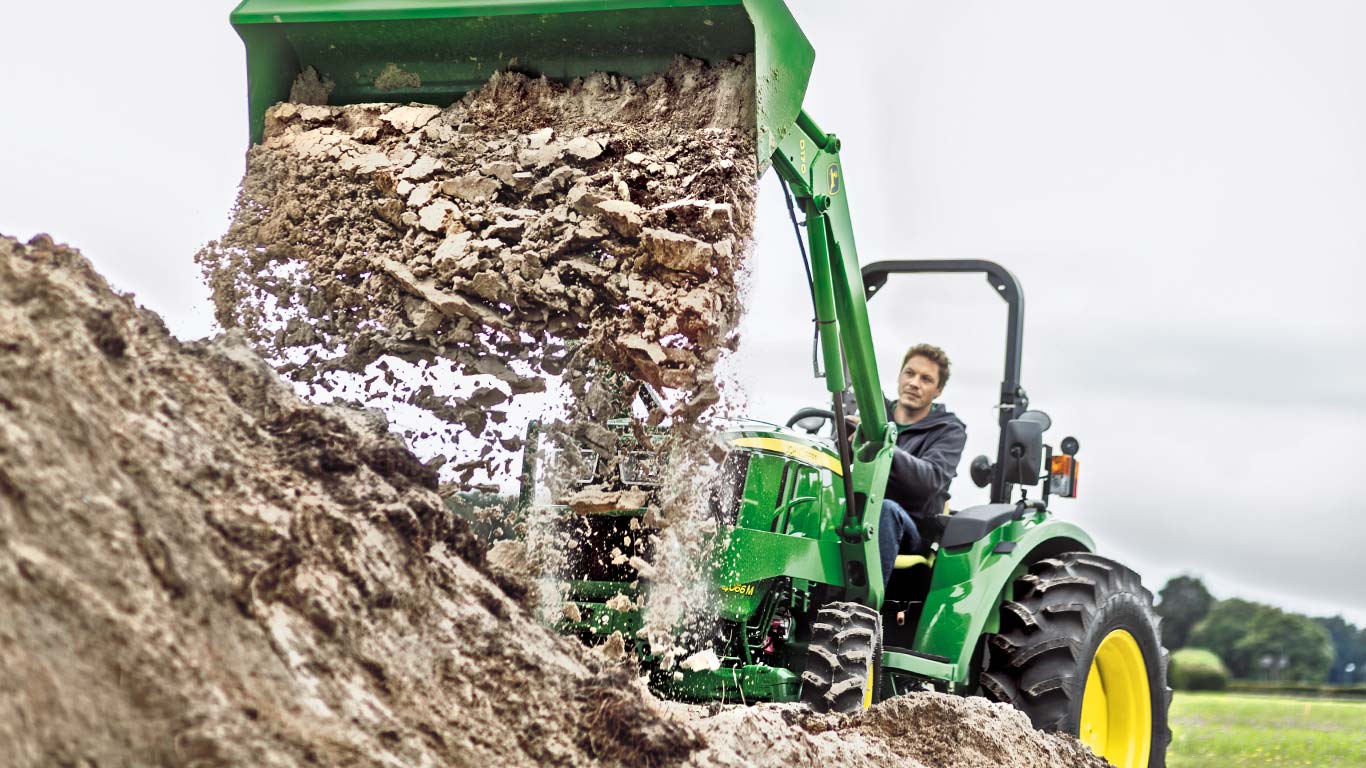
[1079,629,1152,768]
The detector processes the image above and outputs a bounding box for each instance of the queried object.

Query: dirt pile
[0,234,1110,767]
[197,57,758,492]
[0,234,698,767]
[685,696,1110,768]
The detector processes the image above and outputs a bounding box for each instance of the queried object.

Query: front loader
[229,2,1172,765]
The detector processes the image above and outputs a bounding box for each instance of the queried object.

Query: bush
[1227,681,1366,699]
[1170,648,1231,691]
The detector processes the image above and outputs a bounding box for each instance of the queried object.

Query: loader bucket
[230,0,814,170]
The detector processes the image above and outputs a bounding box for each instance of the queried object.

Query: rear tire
[800,601,883,713]
[979,552,1171,768]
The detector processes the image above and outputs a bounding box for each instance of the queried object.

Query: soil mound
[686,696,1110,768]
[0,234,1109,767]
[0,234,696,767]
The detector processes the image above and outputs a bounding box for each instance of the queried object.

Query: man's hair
[901,343,951,389]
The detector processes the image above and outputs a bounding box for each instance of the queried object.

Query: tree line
[1156,575,1363,684]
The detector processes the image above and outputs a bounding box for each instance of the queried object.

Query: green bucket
[230,0,815,167]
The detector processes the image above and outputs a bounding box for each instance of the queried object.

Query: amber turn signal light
[1049,455,1079,498]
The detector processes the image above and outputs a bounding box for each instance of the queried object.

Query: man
[875,344,966,588]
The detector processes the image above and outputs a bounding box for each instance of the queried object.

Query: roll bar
[862,259,1028,504]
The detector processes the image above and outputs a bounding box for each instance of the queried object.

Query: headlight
[577,448,601,484]
[618,450,662,486]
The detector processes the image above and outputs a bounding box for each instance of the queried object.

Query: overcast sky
[2,1,1362,625]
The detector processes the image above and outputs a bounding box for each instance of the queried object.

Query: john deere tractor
[230,1,1172,765]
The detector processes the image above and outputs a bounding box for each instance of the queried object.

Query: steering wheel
[785,407,836,434]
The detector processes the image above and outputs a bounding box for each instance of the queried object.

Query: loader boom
[770,112,896,607]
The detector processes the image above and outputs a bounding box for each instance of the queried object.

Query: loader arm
[771,113,895,608]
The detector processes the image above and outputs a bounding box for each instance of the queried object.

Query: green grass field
[1169,692,1366,767]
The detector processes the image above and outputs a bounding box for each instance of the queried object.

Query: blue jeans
[878,499,921,588]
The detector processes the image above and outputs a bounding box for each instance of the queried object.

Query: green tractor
[230,1,1172,765]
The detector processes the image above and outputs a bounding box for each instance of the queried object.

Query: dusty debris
[198,57,757,501]
[566,487,651,514]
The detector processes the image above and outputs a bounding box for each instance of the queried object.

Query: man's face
[898,355,943,412]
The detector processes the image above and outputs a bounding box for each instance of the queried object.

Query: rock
[625,151,648,165]
[373,199,404,228]
[594,199,644,237]
[468,386,509,408]
[531,166,583,199]
[339,151,390,174]
[407,182,435,209]
[640,228,714,275]
[604,593,636,612]
[529,177,557,200]
[471,237,505,255]
[297,105,333,124]
[519,143,562,168]
[441,171,502,203]
[480,161,520,187]
[561,602,582,623]
[401,154,442,180]
[565,136,604,160]
[378,258,507,330]
[527,127,554,147]
[485,217,525,242]
[468,270,509,303]
[596,631,627,661]
[381,105,441,132]
[434,231,474,263]
[567,184,609,214]
[654,199,736,235]
[565,488,651,514]
[620,334,667,364]
[418,199,460,232]
[679,649,721,673]
[403,296,443,334]
[628,556,656,580]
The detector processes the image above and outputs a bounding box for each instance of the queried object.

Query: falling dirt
[0,233,1112,766]
[197,56,757,493]
[197,56,761,667]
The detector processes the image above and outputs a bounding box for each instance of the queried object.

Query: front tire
[800,601,883,713]
[979,552,1171,768]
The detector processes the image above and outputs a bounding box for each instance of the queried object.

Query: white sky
[2,1,1362,624]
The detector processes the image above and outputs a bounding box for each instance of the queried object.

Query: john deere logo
[828,164,842,194]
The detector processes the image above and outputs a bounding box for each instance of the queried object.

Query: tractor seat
[893,553,935,570]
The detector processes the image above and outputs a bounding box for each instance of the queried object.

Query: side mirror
[1019,410,1052,432]
[1003,418,1044,485]
[969,455,993,488]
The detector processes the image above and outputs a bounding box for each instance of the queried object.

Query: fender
[911,513,1094,688]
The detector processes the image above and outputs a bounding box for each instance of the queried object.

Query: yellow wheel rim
[863,661,875,708]
[1079,629,1152,768]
